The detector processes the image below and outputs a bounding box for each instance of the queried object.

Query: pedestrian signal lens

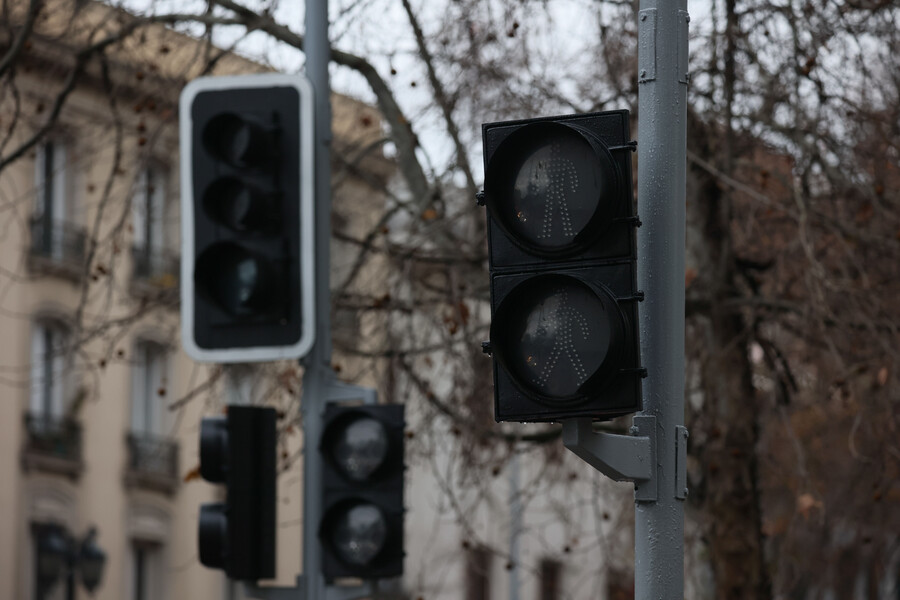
[485,123,618,257]
[492,274,626,404]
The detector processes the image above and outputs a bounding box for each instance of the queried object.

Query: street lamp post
[35,525,106,599]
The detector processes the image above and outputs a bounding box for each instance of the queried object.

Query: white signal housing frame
[179,73,316,363]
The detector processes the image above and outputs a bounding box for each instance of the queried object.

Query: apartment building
[0,2,396,598]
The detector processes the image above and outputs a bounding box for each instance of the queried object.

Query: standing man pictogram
[523,142,580,242]
[532,288,592,389]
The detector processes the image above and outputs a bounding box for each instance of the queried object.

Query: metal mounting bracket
[675,425,689,500]
[243,576,305,600]
[241,570,377,599]
[325,381,378,406]
[324,583,375,600]
[638,9,657,83]
[563,415,658,502]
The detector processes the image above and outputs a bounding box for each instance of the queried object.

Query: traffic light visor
[198,503,227,569]
[492,274,626,404]
[199,417,228,482]
[485,122,619,257]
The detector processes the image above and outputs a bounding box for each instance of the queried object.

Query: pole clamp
[243,576,305,600]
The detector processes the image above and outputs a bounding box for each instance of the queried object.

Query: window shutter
[133,170,148,251]
[131,344,147,433]
[150,168,167,252]
[29,324,45,415]
[51,142,67,223]
[50,327,65,418]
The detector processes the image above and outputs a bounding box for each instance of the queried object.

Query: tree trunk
[687,115,771,599]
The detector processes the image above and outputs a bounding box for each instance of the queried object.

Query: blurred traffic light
[319,404,404,580]
[180,73,315,363]
[481,111,645,422]
[198,405,276,580]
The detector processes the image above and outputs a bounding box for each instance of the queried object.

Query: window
[132,166,170,279]
[127,342,178,489]
[35,141,68,224]
[465,546,492,600]
[24,321,81,471]
[131,342,168,436]
[131,541,163,600]
[32,140,79,261]
[29,321,70,422]
[538,559,561,600]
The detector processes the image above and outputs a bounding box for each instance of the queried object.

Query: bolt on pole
[635,0,689,597]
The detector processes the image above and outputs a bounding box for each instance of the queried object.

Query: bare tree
[1,0,898,598]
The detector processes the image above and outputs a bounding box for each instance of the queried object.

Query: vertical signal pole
[635,0,689,596]
[303,0,331,599]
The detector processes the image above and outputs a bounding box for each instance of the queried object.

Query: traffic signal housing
[198,405,276,580]
[481,111,644,422]
[180,73,315,363]
[319,404,404,580]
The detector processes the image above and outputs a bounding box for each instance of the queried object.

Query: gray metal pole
[302,1,332,599]
[508,452,521,600]
[635,0,689,596]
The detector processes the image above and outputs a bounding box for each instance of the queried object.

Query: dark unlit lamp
[319,404,405,580]
[332,416,389,481]
[332,503,388,566]
[202,113,270,168]
[35,525,106,596]
[36,525,69,587]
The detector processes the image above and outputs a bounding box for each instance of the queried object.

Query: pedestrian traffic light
[180,73,315,363]
[198,405,276,580]
[319,404,404,580]
[480,110,644,422]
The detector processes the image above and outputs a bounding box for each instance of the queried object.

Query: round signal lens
[195,243,277,317]
[203,113,268,168]
[331,417,389,482]
[332,503,388,566]
[492,274,626,404]
[484,122,620,257]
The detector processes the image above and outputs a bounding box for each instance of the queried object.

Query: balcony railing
[124,432,179,494]
[22,413,83,477]
[131,245,179,289]
[29,217,87,267]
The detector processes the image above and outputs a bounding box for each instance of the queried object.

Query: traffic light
[180,73,315,363]
[319,404,404,580]
[480,110,644,422]
[198,405,276,580]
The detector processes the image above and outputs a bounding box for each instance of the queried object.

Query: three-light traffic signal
[198,405,276,581]
[180,73,315,363]
[481,111,645,422]
[319,404,405,580]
